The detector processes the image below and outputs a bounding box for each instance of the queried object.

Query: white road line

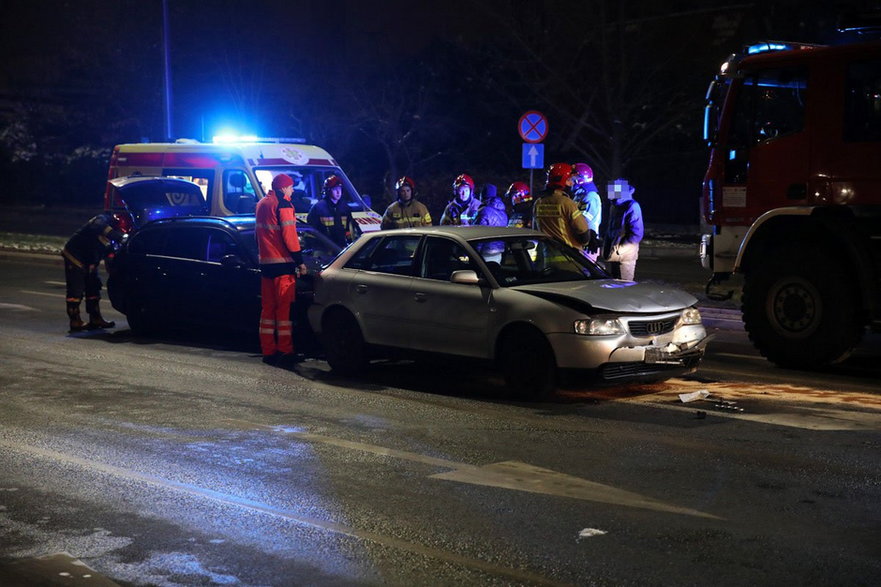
[44,280,66,286]
[19,290,64,298]
[271,428,720,519]
[0,438,565,586]
[0,303,38,311]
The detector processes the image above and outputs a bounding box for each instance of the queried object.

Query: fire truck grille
[628,318,677,337]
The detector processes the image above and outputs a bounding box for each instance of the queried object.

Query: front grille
[600,357,700,380]
[628,317,677,337]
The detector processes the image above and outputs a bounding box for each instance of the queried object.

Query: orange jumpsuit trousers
[259,274,296,356]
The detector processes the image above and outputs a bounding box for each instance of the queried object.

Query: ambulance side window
[223,170,258,214]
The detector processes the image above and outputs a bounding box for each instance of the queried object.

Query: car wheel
[742,246,863,368]
[499,328,556,399]
[322,309,368,376]
[125,301,155,336]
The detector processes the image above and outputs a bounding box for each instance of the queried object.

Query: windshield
[471,236,609,286]
[703,77,730,145]
[253,166,369,215]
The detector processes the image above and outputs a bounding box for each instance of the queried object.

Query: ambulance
[103,137,382,233]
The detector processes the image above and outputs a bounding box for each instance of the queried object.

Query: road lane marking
[0,438,566,586]
[20,290,64,298]
[0,303,38,311]
[279,430,720,519]
[44,280,66,286]
[430,461,720,519]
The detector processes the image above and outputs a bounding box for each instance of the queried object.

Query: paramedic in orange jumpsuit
[255,173,308,365]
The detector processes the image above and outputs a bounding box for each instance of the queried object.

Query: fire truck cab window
[844,60,881,142]
[729,68,808,148]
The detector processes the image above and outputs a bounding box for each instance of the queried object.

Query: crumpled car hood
[513,280,697,313]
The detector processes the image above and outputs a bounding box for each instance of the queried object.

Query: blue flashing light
[212,133,306,144]
[746,42,792,55]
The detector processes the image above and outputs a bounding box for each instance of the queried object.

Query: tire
[125,300,155,336]
[499,328,556,399]
[741,246,863,368]
[321,309,368,376]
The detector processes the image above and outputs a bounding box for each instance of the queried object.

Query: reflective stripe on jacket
[532,189,590,249]
[381,199,432,229]
[256,191,303,276]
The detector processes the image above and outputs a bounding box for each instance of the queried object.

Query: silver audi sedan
[308,226,708,397]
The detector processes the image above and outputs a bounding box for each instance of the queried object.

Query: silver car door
[408,237,493,357]
[348,234,421,348]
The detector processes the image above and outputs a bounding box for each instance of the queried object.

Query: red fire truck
[701,39,881,368]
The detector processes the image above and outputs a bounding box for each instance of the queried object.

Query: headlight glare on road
[574,318,624,335]
[680,307,702,325]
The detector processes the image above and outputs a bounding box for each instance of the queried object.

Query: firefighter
[307,175,353,248]
[570,162,603,261]
[474,184,508,226]
[62,212,128,332]
[440,173,481,225]
[256,173,308,366]
[505,181,533,228]
[603,178,644,281]
[381,176,432,229]
[532,163,591,250]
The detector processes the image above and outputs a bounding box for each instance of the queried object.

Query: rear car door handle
[414,292,427,303]
[355,284,368,294]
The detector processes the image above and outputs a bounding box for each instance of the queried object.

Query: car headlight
[574,318,624,335]
[679,307,702,325]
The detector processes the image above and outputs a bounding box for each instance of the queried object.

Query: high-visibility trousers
[259,274,296,356]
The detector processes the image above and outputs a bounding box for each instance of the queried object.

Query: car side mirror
[220,254,245,269]
[450,269,482,285]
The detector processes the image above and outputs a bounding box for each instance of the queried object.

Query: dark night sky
[2,0,873,141]
[1,0,878,216]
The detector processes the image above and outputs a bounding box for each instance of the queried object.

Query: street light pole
[162,0,173,141]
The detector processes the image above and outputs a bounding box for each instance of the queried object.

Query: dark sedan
[107,216,341,341]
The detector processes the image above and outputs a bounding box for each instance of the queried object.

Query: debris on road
[577,528,608,540]
[679,389,710,403]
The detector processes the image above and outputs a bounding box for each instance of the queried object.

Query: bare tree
[473,0,746,180]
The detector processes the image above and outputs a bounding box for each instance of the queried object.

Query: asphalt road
[1,256,880,586]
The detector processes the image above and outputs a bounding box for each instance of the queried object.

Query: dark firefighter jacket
[62,212,125,268]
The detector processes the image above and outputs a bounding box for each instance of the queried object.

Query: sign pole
[529,169,534,203]
[518,111,548,201]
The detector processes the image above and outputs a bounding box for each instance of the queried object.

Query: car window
[163,228,211,261]
[344,237,382,270]
[130,228,169,256]
[472,236,607,286]
[420,237,479,281]
[359,235,421,275]
[205,230,241,263]
[299,229,340,267]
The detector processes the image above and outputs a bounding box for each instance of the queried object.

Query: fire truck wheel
[499,327,557,399]
[321,308,368,376]
[742,247,862,368]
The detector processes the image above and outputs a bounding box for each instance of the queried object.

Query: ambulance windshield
[254,166,369,214]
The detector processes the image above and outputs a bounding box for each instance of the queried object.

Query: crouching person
[62,212,127,332]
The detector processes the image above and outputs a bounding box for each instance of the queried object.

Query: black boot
[85,299,115,329]
[67,301,86,332]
